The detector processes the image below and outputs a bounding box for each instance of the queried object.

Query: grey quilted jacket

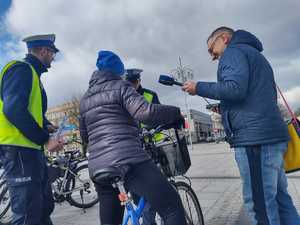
[79,70,182,175]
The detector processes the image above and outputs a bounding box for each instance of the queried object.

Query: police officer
[125,68,160,104]
[125,68,165,141]
[0,34,63,225]
[125,68,164,225]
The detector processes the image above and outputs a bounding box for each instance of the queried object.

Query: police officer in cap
[125,68,164,225]
[125,68,161,104]
[0,34,63,225]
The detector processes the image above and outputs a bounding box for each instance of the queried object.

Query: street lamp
[170,57,194,150]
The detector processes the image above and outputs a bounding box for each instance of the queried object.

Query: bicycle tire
[65,164,98,208]
[0,181,12,225]
[175,181,205,225]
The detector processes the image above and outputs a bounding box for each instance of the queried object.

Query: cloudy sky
[0,0,300,113]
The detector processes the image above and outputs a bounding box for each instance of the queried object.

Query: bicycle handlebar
[64,149,80,155]
[141,122,183,140]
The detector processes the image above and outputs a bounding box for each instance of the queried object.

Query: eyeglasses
[207,33,224,55]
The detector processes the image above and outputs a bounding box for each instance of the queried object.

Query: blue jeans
[0,146,54,225]
[234,142,300,225]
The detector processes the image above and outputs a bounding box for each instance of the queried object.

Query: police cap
[22,34,59,53]
[125,68,143,81]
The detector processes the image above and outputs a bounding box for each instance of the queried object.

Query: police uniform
[124,68,164,225]
[125,70,163,143]
[0,34,58,225]
[125,69,160,104]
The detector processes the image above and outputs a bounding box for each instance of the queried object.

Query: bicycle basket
[157,129,191,177]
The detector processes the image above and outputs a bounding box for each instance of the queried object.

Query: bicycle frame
[118,177,192,225]
[122,197,145,225]
[112,179,146,225]
[52,166,72,196]
[51,160,87,196]
[117,125,200,225]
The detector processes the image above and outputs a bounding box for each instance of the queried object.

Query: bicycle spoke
[65,164,98,208]
[176,181,205,225]
[184,190,194,224]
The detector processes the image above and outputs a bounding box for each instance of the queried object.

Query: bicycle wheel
[0,181,12,225]
[65,164,98,208]
[175,181,205,225]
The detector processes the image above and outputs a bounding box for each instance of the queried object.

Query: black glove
[156,115,185,130]
[173,115,185,130]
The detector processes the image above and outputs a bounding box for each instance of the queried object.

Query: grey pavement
[52,142,300,225]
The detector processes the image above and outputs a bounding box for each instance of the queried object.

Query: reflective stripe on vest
[0,60,43,150]
[142,90,164,142]
[143,91,154,104]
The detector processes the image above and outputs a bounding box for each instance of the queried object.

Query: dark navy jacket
[197,30,289,147]
[1,54,50,146]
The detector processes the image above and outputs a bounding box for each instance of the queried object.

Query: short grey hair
[207,26,234,43]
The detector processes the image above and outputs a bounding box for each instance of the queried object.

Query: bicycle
[48,149,98,209]
[0,148,98,225]
[142,125,204,225]
[93,124,204,225]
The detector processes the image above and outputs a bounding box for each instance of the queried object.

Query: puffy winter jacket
[79,70,182,174]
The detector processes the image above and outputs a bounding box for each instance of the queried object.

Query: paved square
[52,142,300,225]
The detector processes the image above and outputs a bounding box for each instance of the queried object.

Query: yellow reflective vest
[142,90,164,142]
[0,61,43,150]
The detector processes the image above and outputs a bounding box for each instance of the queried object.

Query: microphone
[159,74,213,107]
[158,75,183,86]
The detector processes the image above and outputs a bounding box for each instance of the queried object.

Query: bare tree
[66,95,81,128]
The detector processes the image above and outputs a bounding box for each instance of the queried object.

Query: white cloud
[275,57,300,76]
[283,87,300,110]
[3,0,300,111]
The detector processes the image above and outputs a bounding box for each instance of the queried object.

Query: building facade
[47,103,220,144]
[46,100,80,127]
[183,109,213,143]
[46,100,80,147]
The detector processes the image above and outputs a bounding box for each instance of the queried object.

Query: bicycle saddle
[92,165,130,185]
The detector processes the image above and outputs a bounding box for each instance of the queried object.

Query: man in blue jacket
[0,34,63,225]
[182,27,300,225]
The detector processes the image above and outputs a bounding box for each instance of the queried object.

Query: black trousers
[0,146,54,225]
[95,160,187,225]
